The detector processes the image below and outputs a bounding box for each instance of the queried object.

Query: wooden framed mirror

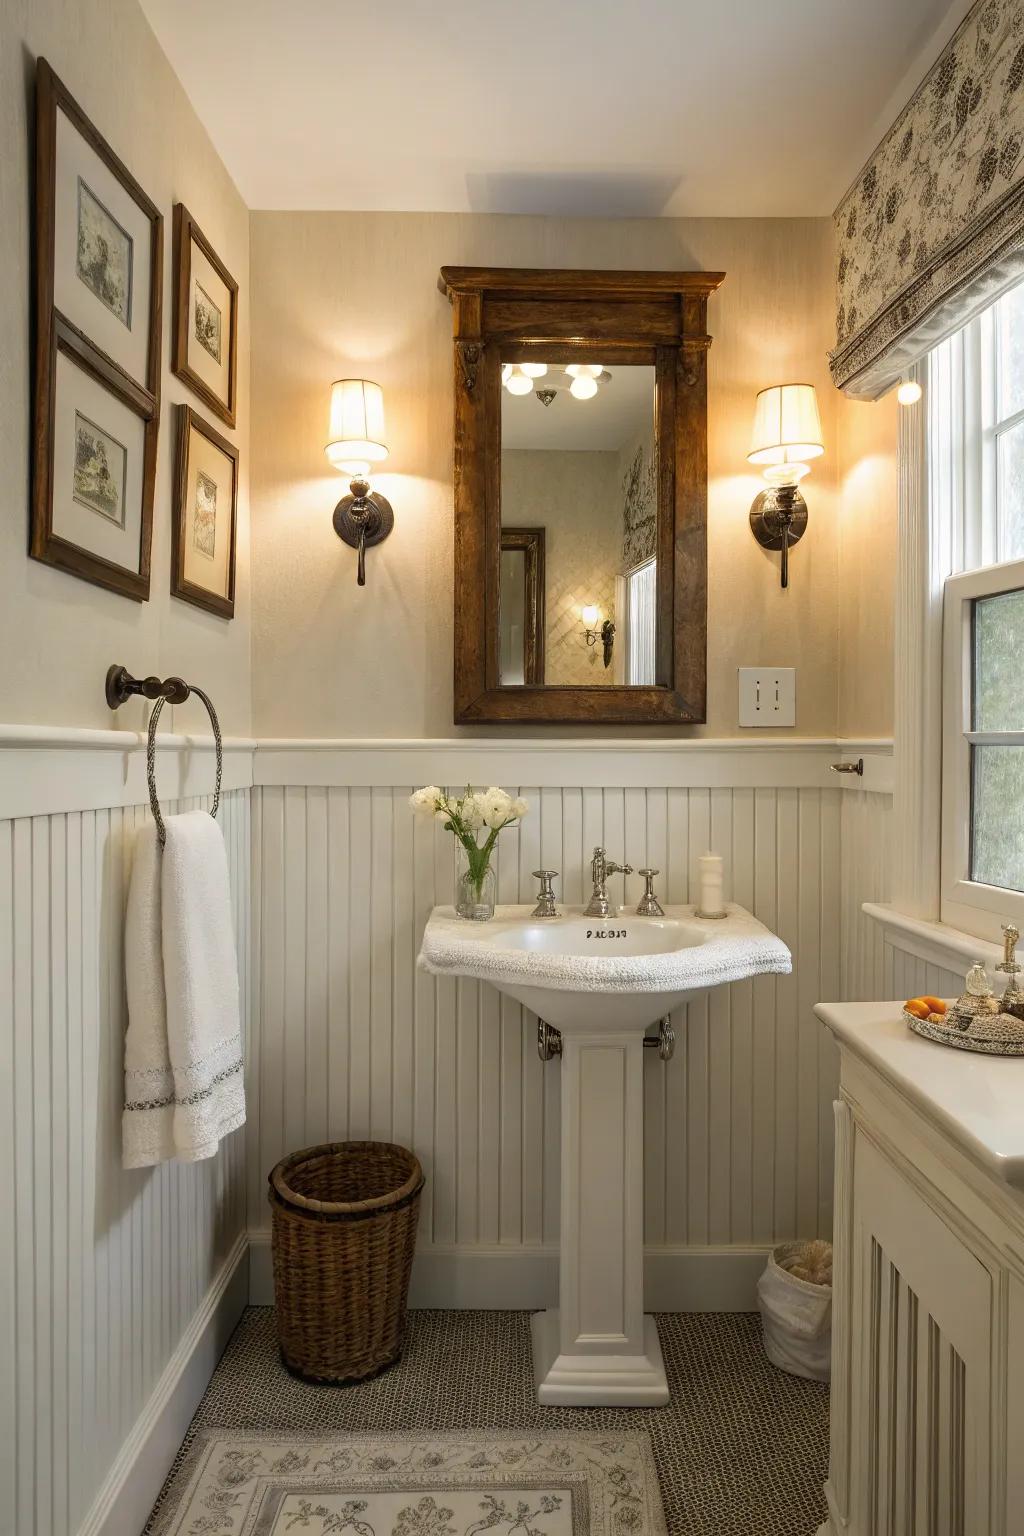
[439,266,723,724]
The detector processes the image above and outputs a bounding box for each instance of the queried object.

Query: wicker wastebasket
[268,1140,424,1383]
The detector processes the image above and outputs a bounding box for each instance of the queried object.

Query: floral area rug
[148,1430,665,1536]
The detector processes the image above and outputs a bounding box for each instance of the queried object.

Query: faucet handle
[530,869,559,919]
[636,868,664,917]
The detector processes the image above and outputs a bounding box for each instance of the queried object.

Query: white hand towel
[123,810,245,1167]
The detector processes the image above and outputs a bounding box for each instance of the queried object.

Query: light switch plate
[738,667,796,728]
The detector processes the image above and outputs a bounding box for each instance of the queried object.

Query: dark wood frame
[438,267,723,724]
[172,203,239,429]
[500,527,546,685]
[32,314,157,600]
[171,405,239,619]
[32,58,162,597]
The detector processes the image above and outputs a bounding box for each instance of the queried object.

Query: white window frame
[941,556,1024,941]
[933,283,1024,943]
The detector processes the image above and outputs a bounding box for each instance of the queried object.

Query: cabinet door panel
[850,1133,993,1536]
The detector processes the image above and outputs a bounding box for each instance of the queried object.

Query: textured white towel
[123,811,245,1167]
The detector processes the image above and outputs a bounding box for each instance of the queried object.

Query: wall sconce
[582,605,615,667]
[325,379,393,586]
[747,383,824,589]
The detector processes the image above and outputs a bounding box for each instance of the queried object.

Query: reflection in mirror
[499,528,545,685]
[500,363,657,687]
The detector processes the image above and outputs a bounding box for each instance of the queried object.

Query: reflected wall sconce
[747,383,824,589]
[325,378,393,586]
[582,604,615,667]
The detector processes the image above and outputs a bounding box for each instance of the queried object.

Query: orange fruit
[904,998,930,1020]
[921,996,946,1014]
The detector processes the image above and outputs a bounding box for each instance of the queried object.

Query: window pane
[973,588,1024,730]
[997,280,1024,419]
[998,422,1024,559]
[971,745,1024,892]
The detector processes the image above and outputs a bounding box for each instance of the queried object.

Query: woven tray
[903,1004,1024,1057]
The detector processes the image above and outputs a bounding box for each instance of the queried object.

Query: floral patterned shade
[832,0,1024,397]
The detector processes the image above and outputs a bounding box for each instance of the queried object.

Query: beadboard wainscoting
[0,758,252,1536]
[840,788,966,1004]
[246,741,895,1310]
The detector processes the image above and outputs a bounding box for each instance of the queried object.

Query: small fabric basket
[269,1140,424,1383]
[757,1241,832,1383]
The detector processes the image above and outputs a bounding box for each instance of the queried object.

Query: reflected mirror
[500,363,657,687]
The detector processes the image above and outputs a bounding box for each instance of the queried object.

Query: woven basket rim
[269,1139,423,1217]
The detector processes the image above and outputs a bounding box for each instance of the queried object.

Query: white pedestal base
[531,1309,669,1407]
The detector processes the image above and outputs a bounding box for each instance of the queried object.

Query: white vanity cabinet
[815,1002,1024,1536]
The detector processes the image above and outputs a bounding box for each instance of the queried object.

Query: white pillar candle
[697,851,725,917]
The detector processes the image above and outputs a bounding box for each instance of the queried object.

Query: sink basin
[417,900,790,1407]
[419,903,790,1029]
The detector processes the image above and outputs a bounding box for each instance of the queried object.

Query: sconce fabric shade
[326,379,389,474]
[747,384,824,467]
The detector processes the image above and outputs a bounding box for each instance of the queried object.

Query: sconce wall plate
[749,486,808,553]
[333,482,394,585]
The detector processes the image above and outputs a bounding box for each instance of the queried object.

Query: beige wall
[250,212,850,738]
[0,0,251,736]
[836,391,897,737]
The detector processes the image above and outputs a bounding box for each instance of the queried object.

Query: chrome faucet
[584,846,633,918]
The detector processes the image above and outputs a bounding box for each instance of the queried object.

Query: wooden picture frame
[172,204,239,428]
[172,405,238,618]
[438,266,723,724]
[32,314,157,600]
[33,58,163,401]
[501,527,546,685]
[32,59,162,596]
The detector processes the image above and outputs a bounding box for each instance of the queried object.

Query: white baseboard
[77,1233,249,1536]
[247,1230,770,1312]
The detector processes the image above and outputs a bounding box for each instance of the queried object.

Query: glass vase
[455,843,496,921]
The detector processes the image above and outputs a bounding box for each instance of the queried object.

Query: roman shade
[832,0,1024,399]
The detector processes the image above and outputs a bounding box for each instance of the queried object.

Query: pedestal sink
[419,903,790,1406]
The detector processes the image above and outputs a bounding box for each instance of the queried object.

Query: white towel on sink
[122,810,245,1167]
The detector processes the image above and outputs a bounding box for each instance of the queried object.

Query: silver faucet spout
[584,846,633,917]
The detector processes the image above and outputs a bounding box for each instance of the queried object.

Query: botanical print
[621,444,657,572]
[76,178,132,327]
[832,0,1024,389]
[194,280,223,364]
[192,470,218,559]
[72,411,126,527]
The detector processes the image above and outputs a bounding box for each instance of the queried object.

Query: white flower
[510,797,529,820]
[461,794,485,830]
[478,787,513,829]
[409,786,444,819]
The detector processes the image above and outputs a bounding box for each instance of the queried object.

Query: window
[624,559,656,686]
[934,281,1024,941]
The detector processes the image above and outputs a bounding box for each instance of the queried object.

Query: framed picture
[31,316,156,599]
[172,406,238,618]
[34,59,162,401]
[172,204,239,428]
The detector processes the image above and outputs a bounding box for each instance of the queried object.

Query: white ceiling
[501,366,654,451]
[141,0,964,217]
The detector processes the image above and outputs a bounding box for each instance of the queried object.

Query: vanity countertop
[816,1000,1024,1191]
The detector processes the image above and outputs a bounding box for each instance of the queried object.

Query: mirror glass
[500,362,657,687]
